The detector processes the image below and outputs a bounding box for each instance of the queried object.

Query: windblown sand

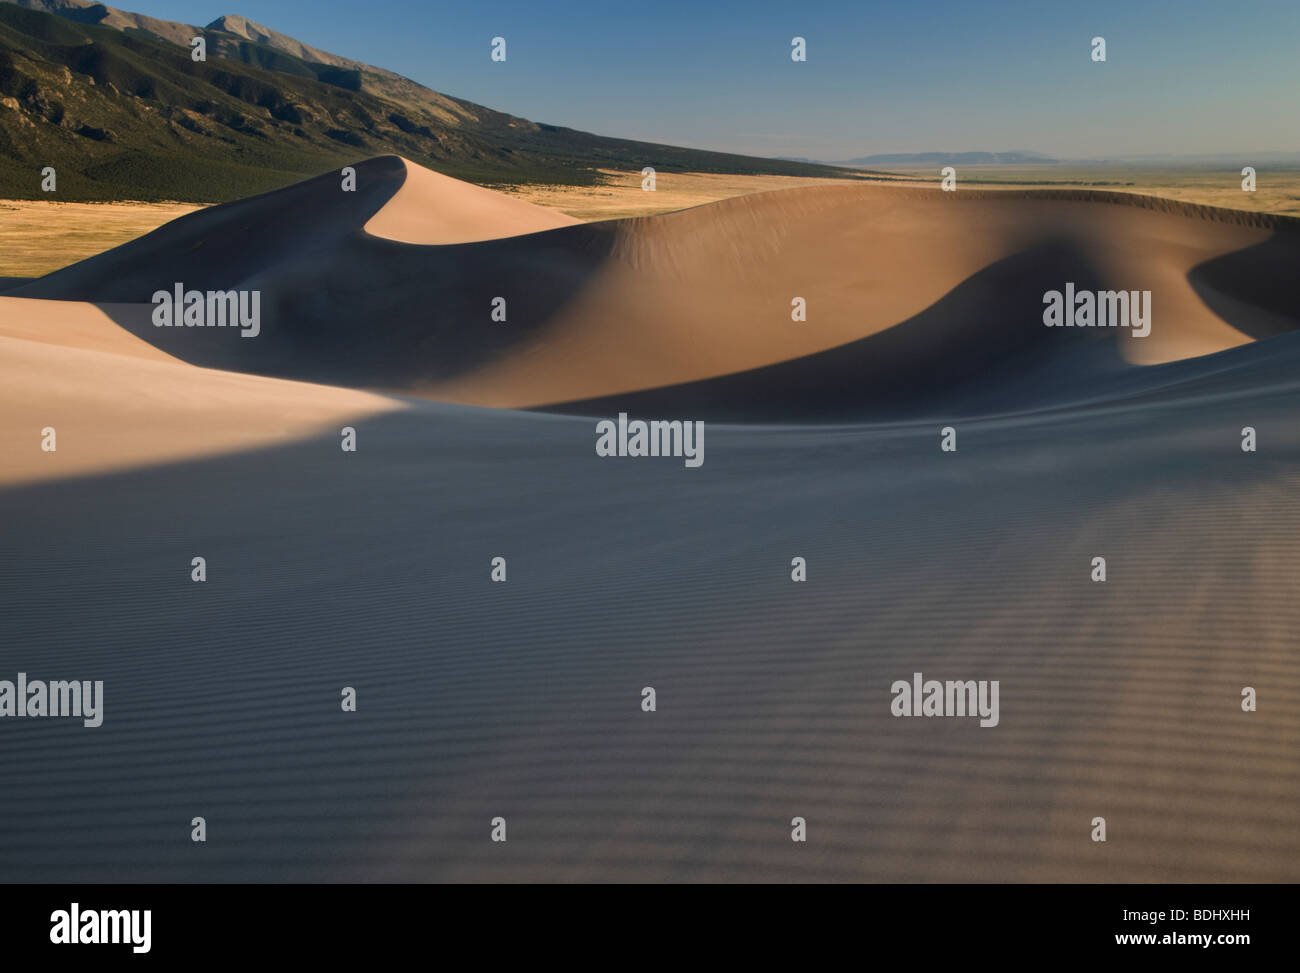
[0,156,1296,881]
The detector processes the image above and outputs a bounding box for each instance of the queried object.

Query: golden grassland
[0,199,205,279]
[868,164,1300,218]
[3,165,1298,278]
[489,168,854,220]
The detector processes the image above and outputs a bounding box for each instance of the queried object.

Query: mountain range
[836,151,1058,166]
[0,0,849,201]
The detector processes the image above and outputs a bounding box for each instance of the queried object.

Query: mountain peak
[206,14,277,41]
[203,12,355,69]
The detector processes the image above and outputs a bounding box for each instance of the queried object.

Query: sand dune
[363,160,581,244]
[1,359,1297,882]
[10,156,1299,420]
[0,296,400,485]
[1,158,1298,883]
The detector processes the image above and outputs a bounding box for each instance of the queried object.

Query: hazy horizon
[777,150,1300,165]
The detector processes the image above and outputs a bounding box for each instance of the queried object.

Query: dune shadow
[540,238,1128,422]
[13,164,621,386]
[1187,230,1300,339]
[2,389,1299,881]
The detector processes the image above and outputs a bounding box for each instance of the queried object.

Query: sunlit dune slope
[10,156,1299,418]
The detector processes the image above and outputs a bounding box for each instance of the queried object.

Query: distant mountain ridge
[6,1,427,76]
[838,151,1059,166]
[1,0,547,123]
[2,0,197,46]
[0,0,849,201]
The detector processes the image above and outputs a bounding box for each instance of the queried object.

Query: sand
[0,296,400,485]
[7,163,1297,278]
[0,156,1297,882]
[864,165,1300,219]
[495,168,855,221]
[10,157,1297,416]
[362,160,581,244]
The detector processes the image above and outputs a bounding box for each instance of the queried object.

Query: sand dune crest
[363,158,582,244]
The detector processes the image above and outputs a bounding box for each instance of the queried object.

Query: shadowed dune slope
[11,157,1300,419]
[2,358,1299,881]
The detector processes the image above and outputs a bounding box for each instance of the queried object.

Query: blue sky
[122,0,1299,160]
